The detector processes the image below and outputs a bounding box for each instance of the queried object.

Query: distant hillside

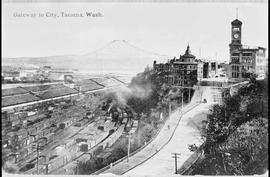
[2,55,78,69]
[2,40,170,74]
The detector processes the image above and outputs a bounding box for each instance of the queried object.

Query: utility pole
[169,103,171,116]
[181,90,184,110]
[127,132,131,162]
[30,135,40,175]
[74,160,80,174]
[188,87,191,103]
[138,120,141,146]
[172,153,181,174]
[37,143,39,174]
[224,102,227,120]
[45,164,48,174]
[32,142,40,174]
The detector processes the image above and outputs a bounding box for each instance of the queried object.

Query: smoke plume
[106,83,153,106]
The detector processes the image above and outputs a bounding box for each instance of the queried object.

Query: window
[242,53,252,57]
[232,53,240,56]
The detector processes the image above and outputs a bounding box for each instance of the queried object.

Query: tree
[191,77,268,175]
[192,117,268,175]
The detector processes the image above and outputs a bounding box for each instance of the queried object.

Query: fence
[177,144,205,175]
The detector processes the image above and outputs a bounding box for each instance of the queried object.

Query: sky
[2,2,268,62]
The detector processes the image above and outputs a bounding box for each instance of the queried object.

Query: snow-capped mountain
[2,40,170,74]
[77,40,169,73]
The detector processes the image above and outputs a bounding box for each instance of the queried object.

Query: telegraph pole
[188,87,191,103]
[138,120,141,146]
[36,143,39,174]
[172,153,181,174]
[127,132,131,162]
[45,164,48,174]
[169,103,171,116]
[224,102,226,120]
[181,91,184,110]
[30,135,40,175]
[75,160,79,174]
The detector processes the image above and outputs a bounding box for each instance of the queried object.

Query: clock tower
[229,18,243,80]
[229,19,242,51]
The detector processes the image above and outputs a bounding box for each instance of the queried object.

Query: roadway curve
[100,86,219,175]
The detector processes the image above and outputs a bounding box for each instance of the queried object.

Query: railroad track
[48,123,126,175]
[48,105,135,174]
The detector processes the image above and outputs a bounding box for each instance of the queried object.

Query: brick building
[153,45,222,86]
[153,45,198,87]
[228,18,267,81]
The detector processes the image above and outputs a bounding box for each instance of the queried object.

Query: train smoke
[108,83,153,106]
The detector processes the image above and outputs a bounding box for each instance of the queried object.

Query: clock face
[234,33,239,39]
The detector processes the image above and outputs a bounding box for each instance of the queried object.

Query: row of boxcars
[17,98,138,174]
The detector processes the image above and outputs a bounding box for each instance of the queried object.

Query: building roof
[173,61,198,65]
[231,19,242,25]
[1,77,124,108]
[180,45,196,58]
[36,87,78,99]
[75,83,104,92]
[74,79,105,92]
[91,77,124,87]
[241,45,266,50]
[2,87,29,97]
[90,77,108,84]
[1,83,78,107]
[22,84,66,93]
[2,94,41,107]
[75,79,98,86]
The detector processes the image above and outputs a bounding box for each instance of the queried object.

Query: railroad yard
[2,76,139,174]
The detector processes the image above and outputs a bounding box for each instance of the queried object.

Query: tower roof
[181,45,195,58]
[185,45,190,55]
[231,19,242,25]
